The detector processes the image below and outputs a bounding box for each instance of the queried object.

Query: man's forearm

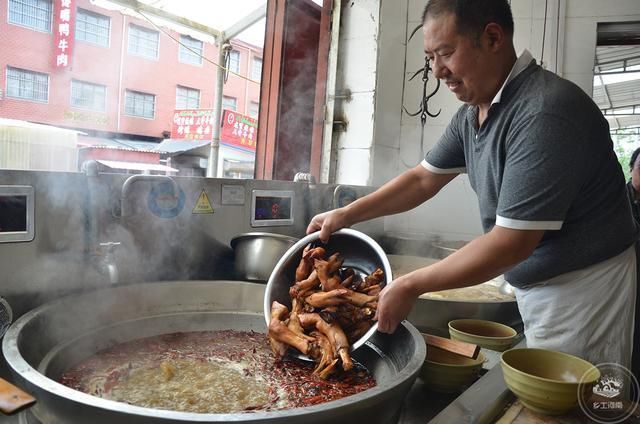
[403,226,544,296]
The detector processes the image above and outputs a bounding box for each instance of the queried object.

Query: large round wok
[2,281,425,424]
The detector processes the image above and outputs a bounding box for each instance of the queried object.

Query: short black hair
[629,147,640,170]
[422,0,514,39]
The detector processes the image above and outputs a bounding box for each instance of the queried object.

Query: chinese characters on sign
[171,109,214,141]
[220,109,257,152]
[52,0,76,69]
[170,109,258,148]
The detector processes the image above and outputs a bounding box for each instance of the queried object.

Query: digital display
[254,196,292,221]
[0,195,27,232]
[251,190,294,227]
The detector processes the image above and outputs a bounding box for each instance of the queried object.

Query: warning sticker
[192,189,214,214]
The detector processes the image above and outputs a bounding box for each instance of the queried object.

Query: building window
[76,8,110,47]
[124,90,155,118]
[176,85,200,110]
[223,96,237,111]
[252,57,262,81]
[228,50,240,73]
[128,24,159,60]
[8,0,52,32]
[71,80,106,111]
[179,35,203,65]
[249,101,259,118]
[6,67,48,102]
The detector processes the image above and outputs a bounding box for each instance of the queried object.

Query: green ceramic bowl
[448,319,517,352]
[501,348,600,415]
[420,343,485,393]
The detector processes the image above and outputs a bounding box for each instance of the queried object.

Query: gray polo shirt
[423,51,638,287]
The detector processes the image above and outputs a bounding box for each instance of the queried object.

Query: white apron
[513,245,637,369]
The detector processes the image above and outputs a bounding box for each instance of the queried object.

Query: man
[626,148,640,380]
[627,148,640,224]
[307,0,638,369]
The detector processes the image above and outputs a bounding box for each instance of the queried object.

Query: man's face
[631,156,640,192]
[423,13,495,106]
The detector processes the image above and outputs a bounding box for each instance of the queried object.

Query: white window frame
[7,0,52,33]
[176,85,200,110]
[223,96,237,111]
[124,89,155,119]
[178,34,203,66]
[228,50,240,74]
[249,101,259,118]
[128,24,159,60]
[76,8,111,47]
[71,79,107,111]
[6,66,49,103]
[251,57,262,81]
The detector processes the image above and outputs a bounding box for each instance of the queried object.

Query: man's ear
[484,23,505,50]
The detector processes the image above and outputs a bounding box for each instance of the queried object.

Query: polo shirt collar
[490,49,534,105]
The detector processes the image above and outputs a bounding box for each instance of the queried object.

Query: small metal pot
[230,232,299,282]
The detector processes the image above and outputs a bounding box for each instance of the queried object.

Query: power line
[135,9,261,85]
[540,0,548,66]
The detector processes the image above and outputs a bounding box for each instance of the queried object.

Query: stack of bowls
[420,341,485,393]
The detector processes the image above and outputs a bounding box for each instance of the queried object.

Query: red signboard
[221,109,257,151]
[171,109,214,140]
[52,0,76,69]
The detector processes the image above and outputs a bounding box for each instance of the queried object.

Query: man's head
[422,0,516,107]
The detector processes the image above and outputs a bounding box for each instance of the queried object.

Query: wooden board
[423,334,480,359]
[0,378,36,414]
[495,399,640,424]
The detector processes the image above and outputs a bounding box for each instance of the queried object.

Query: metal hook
[404,56,441,124]
[423,78,441,119]
[408,23,422,42]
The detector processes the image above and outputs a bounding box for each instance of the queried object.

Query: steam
[1,171,235,320]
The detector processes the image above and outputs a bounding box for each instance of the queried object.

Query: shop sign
[221,109,257,152]
[64,110,108,126]
[171,109,214,141]
[53,0,76,69]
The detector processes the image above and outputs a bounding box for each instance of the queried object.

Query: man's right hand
[306,208,350,243]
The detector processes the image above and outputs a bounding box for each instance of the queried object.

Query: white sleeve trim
[420,159,466,174]
[496,215,563,230]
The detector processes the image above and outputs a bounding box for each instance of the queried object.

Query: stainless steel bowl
[264,228,393,353]
[231,232,299,282]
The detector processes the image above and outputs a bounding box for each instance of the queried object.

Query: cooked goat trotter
[295,245,326,282]
[298,312,353,371]
[268,301,313,357]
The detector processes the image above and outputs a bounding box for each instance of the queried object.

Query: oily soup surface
[60,330,375,413]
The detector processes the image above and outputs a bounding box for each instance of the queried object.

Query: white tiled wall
[334,0,380,185]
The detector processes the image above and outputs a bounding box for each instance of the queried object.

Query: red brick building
[0,0,262,142]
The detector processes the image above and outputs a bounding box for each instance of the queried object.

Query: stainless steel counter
[399,346,516,424]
